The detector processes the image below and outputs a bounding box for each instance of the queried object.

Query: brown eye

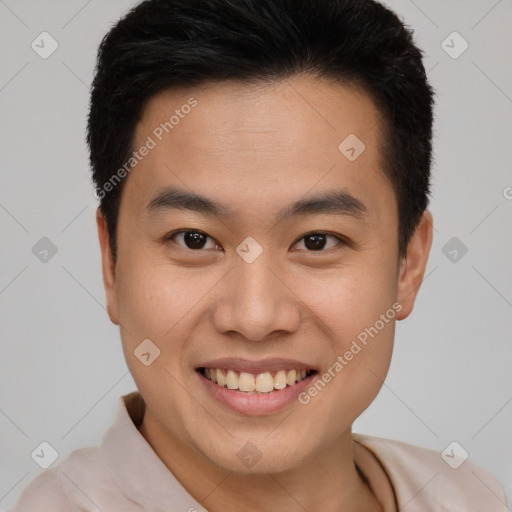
[168,230,220,250]
[293,232,343,251]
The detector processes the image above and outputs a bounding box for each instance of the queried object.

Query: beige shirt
[11,392,508,511]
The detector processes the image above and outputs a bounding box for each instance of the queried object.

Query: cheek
[301,289,396,439]
[114,253,219,357]
[319,279,396,384]
[113,258,209,411]
[306,259,399,338]
[302,262,398,404]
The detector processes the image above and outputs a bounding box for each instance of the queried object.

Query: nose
[211,255,301,342]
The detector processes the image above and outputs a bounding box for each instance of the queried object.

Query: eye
[166,230,221,251]
[164,230,346,252]
[292,232,345,252]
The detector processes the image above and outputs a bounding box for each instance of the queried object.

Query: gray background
[1,0,511,508]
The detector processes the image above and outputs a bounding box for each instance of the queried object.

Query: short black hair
[87,0,434,261]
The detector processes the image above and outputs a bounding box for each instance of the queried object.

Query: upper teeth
[204,368,309,393]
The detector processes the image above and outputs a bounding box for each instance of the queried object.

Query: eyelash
[164,229,347,253]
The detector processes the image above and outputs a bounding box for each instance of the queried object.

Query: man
[12,0,507,510]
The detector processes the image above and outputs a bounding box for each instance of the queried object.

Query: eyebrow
[146,186,367,221]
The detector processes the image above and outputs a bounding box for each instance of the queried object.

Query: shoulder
[10,445,116,512]
[353,433,509,511]
[10,468,70,512]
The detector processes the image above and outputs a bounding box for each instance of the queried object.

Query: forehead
[124,76,394,224]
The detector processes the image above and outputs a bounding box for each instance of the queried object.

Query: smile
[199,367,315,393]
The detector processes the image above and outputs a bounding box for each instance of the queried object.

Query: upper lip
[197,358,316,374]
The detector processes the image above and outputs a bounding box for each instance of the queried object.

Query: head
[90,0,434,474]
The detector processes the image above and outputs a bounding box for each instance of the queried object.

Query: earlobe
[396,210,433,320]
[96,207,120,325]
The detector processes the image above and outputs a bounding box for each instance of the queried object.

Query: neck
[139,410,382,512]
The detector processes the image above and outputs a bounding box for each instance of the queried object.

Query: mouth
[195,358,319,414]
[197,367,317,394]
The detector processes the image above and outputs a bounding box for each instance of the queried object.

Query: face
[98,76,432,474]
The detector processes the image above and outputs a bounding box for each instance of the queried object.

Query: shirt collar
[102,392,397,511]
[101,392,208,512]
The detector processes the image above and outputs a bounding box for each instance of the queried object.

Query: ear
[396,210,433,320]
[96,207,120,325]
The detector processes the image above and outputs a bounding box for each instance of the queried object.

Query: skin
[97,75,433,511]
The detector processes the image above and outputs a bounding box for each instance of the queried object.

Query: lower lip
[197,370,316,415]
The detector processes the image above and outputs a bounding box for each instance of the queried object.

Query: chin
[199,436,308,475]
